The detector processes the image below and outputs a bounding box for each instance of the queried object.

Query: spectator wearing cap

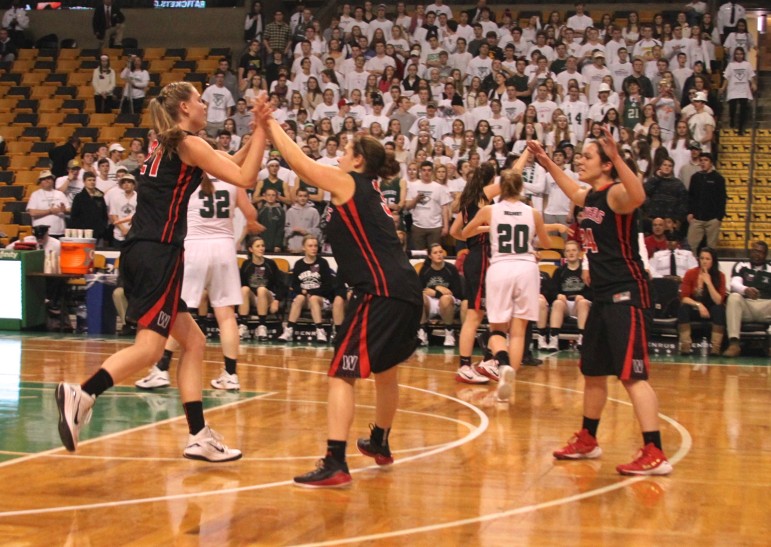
[686,153,726,253]
[56,160,85,207]
[92,54,116,114]
[107,142,125,179]
[70,171,109,243]
[678,140,704,188]
[582,50,612,105]
[367,4,393,42]
[27,171,69,238]
[362,95,390,131]
[107,172,137,245]
[48,136,81,179]
[687,91,715,153]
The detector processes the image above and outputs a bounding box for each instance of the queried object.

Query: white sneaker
[546,336,560,350]
[183,425,242,462]
[576,334,583,349]
[238,324,250,340]
[55,382,95,452]
[456,364,490,384]
[255,325,268,339]
[443,329,455,347]
[475,359,499,381]
[211,370,240,390]
[496,365,516,401]
[316,327,328,343]
[135,365,171,390]
[417,328,428,346]
[537,334,549,350]
[278,326,293,342]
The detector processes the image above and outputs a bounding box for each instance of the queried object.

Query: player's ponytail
[499,169,524,201]
[150,81,195,158]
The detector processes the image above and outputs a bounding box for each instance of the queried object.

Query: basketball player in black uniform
[254,95,422,488]
[528,128,673,475]
[55,82,266,461]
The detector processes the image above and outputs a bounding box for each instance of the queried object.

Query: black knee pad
[488,330,508,343]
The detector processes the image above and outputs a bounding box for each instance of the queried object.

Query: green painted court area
[0,382,264,462]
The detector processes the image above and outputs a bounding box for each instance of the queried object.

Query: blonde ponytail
[149,81,195,158]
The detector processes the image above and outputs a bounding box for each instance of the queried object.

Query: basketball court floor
[0,333,768,545]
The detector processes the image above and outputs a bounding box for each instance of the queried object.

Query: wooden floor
[0,334,769,546]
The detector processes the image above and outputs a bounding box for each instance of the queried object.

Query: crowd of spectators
[1,1,766,353]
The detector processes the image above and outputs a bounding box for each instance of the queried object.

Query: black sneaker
[522,355,543,366]
[357,436,394,466]
[293,456,351,489]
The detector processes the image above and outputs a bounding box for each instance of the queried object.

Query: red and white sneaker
[456,364,490,384]
[553,429,603,460]
[474,359,499,381]
[616,443,673,476]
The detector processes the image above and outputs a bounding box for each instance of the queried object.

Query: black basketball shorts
[579,301,651,381]
[328,293,422,379]
[122,240,188,338]
[463,250,488,311]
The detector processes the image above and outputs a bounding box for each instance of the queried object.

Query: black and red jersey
[127,148,203,247]
[325,172,422,305]
[580,183,650,308]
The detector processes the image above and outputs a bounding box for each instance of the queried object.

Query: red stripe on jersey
[616,213,650,307]
[337,204,386,296]
[138,253,182,331]
[328,300,364,377]
[161,165,193,243]
[358,294,372,377]
[620,306,636,380]
[345,200,390,297]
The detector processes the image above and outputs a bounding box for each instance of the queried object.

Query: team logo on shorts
[632,359,644,375]
[341,355,358,372]
[157,311,171,330]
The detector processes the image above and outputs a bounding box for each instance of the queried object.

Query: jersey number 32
[199,190,230,219]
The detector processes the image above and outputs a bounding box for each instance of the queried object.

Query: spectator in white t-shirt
[27,171,69,238]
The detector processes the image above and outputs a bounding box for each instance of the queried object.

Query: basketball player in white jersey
[462,168,551,401]
[136,173,262,391]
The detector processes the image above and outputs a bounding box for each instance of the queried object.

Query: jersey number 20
[497,224,529,253]
[199,190,230,219]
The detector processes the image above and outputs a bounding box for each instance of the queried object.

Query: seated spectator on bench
[677,247,726,355]
[723,241,771,357]
[418,243,464,348]
[278,235,335,343]
[539,240,592,350]
[649,231,698,280]
[239,236,283,341]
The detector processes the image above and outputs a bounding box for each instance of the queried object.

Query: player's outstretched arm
[253,95,354,204]
[527,140,588,207]
[602,126,645,214]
